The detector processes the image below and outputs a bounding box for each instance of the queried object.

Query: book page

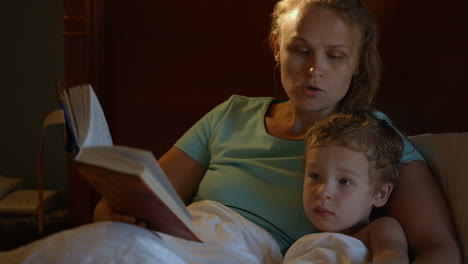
[63,84,113,153]
[79,84,113,148]
[69,85,88,145]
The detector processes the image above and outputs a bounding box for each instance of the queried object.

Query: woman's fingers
[94,198,136,224]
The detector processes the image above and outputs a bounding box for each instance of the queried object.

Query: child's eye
[308,173,320,180]
[338,178,352,185]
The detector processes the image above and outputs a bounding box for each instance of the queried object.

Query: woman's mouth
[303,85,323,97]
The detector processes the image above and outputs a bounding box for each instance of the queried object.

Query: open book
[60,83,201,242]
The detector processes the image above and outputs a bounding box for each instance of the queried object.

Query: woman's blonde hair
[269,0,381,112]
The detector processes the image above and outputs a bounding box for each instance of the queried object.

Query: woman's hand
[93,198,137,224]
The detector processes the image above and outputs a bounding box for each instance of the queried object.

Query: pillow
[409,133,468,261]
[0,176,23,199]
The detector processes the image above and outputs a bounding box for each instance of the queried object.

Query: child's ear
[372,183,393,208]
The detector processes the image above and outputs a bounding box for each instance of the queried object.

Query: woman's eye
[288,45,309,55]
[338,178,352,185]
[328,52,345,60]
[296,49,309,55]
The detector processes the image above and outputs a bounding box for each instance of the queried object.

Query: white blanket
[0,201,282,264]
[0,201,368,264]
[159,200,283,264]
[283,233,369,264]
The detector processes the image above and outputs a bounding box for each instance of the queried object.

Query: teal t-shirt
[174,95,423,253]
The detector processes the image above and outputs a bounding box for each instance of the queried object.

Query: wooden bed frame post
[62,0,105,227]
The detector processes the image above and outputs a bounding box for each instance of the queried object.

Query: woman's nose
[309,67,323,78]
[308,56,324,78]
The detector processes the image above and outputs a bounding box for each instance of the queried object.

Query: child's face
[303,144,382,234]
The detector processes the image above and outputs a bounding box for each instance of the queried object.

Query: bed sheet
[0,201,368,264]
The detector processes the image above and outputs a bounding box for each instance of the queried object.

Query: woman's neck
[265,101,335,140]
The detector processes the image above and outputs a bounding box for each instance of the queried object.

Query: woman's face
[276,6,362,116]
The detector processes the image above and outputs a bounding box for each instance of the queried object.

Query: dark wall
[367,0,468,135]
[103,0,468,161]
[1,2,67,203]
[103,0,279,158]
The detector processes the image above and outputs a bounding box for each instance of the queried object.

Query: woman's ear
[273,33,280,62]
[372,183,393,208]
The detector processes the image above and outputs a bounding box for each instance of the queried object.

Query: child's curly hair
[305,111,404,191]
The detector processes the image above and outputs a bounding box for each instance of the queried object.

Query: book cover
[60,83,201,242]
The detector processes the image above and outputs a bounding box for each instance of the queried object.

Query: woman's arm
[157,147,207,204]
[368,217,408,264]
[94,147,206,222]
[386,160,462,264]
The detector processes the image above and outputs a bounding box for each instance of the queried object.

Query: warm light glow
[289,8,300,21]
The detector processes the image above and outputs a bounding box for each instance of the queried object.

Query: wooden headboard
[63,0,468,227]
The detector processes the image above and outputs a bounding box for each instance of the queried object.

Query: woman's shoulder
[214,94,276,115]
[200,94,276,127]
[226,94,276,105]
[370,109,425,163]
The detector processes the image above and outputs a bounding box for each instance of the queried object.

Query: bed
[0,132,466,263]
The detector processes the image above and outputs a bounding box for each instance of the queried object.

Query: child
[284,111,409,264]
